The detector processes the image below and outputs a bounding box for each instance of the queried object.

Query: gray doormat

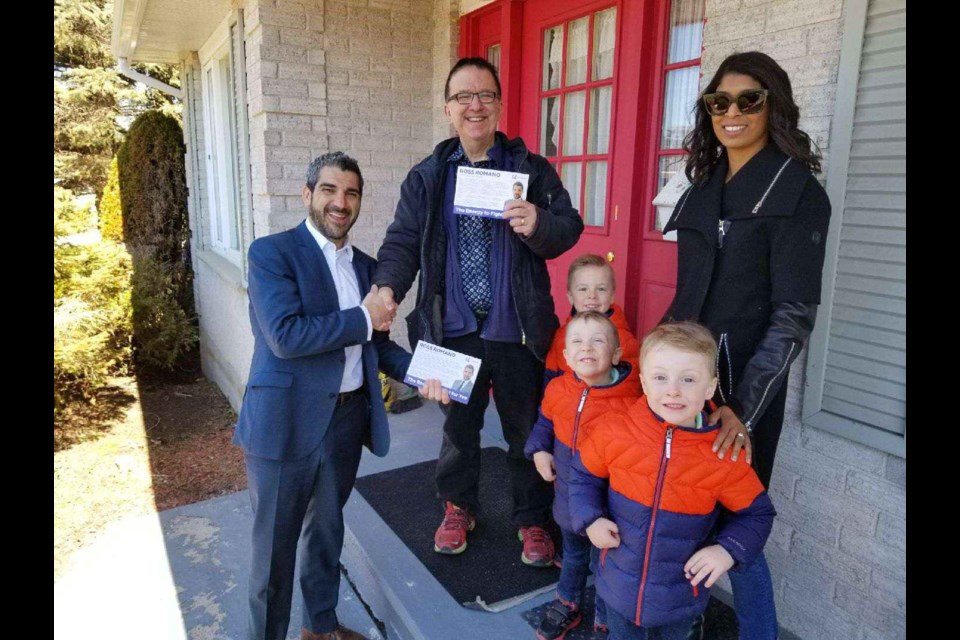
[354,447,561,611]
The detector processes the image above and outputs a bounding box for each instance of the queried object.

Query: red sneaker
[518,525,556,567]
[433,502,476,554]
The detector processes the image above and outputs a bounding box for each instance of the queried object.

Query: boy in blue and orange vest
[525,311,641,639]
[569,322,776,640]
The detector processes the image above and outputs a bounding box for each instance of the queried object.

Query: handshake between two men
[361,284,398,332]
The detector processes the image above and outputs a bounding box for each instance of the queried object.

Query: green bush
[129,250,198,370]
[99,156,123,242]
[116,110,197,369]
[117,111,189,267]
[54,187,133,419]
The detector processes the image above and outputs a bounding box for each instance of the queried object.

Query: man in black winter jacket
[373,58,583,565]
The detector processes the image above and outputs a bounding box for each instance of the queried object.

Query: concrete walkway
[53,401,554,640]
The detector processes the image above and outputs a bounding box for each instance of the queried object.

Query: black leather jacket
[663,144,831,431]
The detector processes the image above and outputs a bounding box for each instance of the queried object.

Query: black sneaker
[536,598,582,640]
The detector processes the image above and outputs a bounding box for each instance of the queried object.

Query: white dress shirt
[305,219,373,392]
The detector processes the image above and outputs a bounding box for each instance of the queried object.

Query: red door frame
[458,1,525,137]
[459,0,677,334]
[629,0,705,336]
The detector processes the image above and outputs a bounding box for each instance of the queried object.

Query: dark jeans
[557,530,608,625]
[749,383,788,488]
[725,384,785,639]
[244,392,368,640]
[729,552,779,640]
[606,607,694,640]
[557,529,591,605]
[436,329,553,526]
[590,545,607,626]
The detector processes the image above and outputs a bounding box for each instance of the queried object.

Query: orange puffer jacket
[569,397,775,628]
[524,362,640,532]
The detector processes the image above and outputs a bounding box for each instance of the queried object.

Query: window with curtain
[653,0,705,232]
[539,6,617,227]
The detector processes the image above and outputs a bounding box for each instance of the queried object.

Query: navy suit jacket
[451,378,473,396]
[234,221,411,462]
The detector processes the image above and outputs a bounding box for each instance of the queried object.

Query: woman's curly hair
[683,51,822,185]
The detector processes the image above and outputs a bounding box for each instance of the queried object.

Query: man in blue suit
[234,152,443,640]
[451,364,475,397]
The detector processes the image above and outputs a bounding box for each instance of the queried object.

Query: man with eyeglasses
[374,57,583,567]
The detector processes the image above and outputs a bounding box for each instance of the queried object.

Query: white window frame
[199,14,243,266]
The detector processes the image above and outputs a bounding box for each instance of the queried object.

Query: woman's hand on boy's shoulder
[709,405,752,464]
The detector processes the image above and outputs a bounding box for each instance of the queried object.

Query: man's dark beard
[310,203,353,241]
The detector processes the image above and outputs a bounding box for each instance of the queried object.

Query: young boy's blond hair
[640,321,717,371]
[566,310,621,351]
[566,253,616,291]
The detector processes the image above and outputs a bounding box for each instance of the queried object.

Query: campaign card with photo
[403,341,483,405]
[452,167,530,218]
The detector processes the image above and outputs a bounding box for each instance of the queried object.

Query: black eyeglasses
[702,89,769,116]
[446,91,500,105]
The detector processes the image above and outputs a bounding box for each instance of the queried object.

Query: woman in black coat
[663,51,830,639]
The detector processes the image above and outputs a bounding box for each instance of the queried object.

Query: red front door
[517,1,626,317]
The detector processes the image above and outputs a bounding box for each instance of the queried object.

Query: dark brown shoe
[301,624,370,640]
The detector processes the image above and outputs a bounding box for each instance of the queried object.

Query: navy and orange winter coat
[544,304,641,383]
[569,397,776,629]
[524,362,641,532]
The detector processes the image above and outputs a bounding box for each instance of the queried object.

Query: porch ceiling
[112,0,232,64]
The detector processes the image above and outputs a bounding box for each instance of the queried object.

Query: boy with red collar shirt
[525,312,641,639]
[568,322,775,639]
[544,255,641,383]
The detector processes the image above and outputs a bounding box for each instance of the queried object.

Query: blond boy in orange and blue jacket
[569,322,776,640]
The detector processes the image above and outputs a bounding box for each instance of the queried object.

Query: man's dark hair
[305,151,364,195]
[513,181,523,189]
[444,57,502,101]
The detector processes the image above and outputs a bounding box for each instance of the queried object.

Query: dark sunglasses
[702,89,769,116]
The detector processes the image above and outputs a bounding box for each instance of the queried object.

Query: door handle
[606,251,615,263]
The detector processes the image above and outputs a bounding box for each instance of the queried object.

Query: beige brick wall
[433,0,459,144]
[243,0,329,237]
[701,2,905,638]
